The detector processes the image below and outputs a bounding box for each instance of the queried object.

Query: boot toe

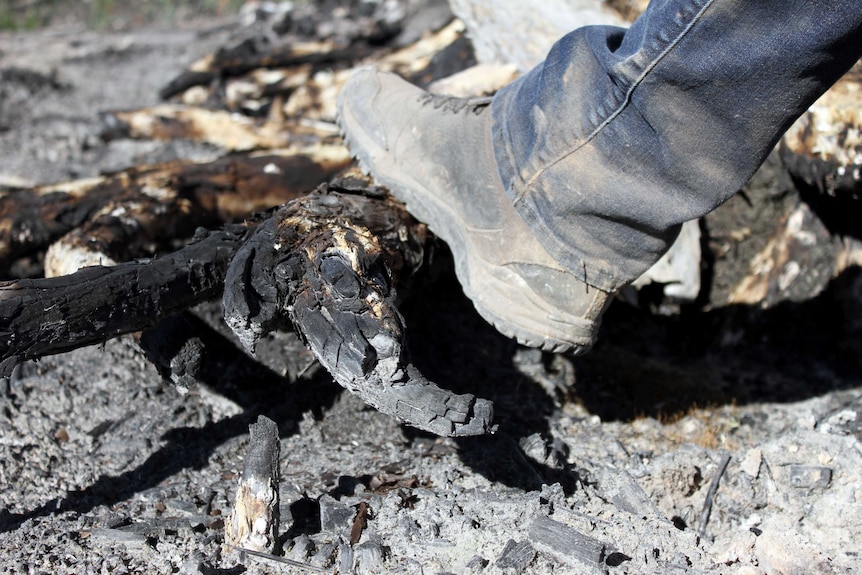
[338,68,392,150]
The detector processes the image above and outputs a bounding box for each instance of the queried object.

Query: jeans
[491,0,862,292]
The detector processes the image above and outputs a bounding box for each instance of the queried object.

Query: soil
[1,4,861,575]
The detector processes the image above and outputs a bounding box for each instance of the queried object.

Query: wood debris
[102,18,474,150]
[1,3,861,575]
[696,452,731,536]
[349,501,369,545]
[528,516,615,572]
[225,415,281,553]
[1,145,349,276]
[495,539,537,572]
[781,61,862,197]
[222,176,496,436]
[0,0,858,441]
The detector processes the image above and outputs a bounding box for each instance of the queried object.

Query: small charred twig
[226,546,325,573]
[226,415,281,553]
[697,453,731,537]
[350,502,369,546]
[0,223,254,377]
[223,181,496,437]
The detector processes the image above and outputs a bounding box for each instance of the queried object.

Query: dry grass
[652,402,743,451]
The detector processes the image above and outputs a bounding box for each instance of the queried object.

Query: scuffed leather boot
[337,68,611,353]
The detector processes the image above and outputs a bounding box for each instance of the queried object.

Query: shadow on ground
[398,249,862,489]
[0,319,344,534]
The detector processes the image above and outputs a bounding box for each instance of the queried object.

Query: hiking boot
[336,68,611,353]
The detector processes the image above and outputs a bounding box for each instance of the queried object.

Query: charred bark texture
[0,149,348,275]
[0,223,253,377]
[223,179,495,436]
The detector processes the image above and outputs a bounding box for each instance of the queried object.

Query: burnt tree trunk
[0,148,349,276]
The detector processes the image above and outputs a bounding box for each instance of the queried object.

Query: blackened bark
[223,180,495,437]
[1,150,348,274]
[0,223,253,377]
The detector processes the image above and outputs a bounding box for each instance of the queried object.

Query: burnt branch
[226,415,281,554]
[223,181,495,437]
[0,223,254,377]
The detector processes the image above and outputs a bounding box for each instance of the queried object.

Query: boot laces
[418,93,492,115]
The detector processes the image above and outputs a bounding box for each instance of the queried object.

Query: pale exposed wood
[103,104,343,152]
[226,416,281,554]
[781,62,862,195]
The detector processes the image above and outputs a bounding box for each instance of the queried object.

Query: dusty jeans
[491,0,862,291]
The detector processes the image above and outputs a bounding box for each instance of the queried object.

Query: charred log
[223,178,495,437]
[0,147,349,276]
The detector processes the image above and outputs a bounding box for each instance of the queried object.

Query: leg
[337,0,862,351]
[494,0,862,291]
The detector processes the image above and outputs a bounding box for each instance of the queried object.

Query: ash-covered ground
[1,3,860,574]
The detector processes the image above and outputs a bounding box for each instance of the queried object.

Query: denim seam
[520,0,717,195]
